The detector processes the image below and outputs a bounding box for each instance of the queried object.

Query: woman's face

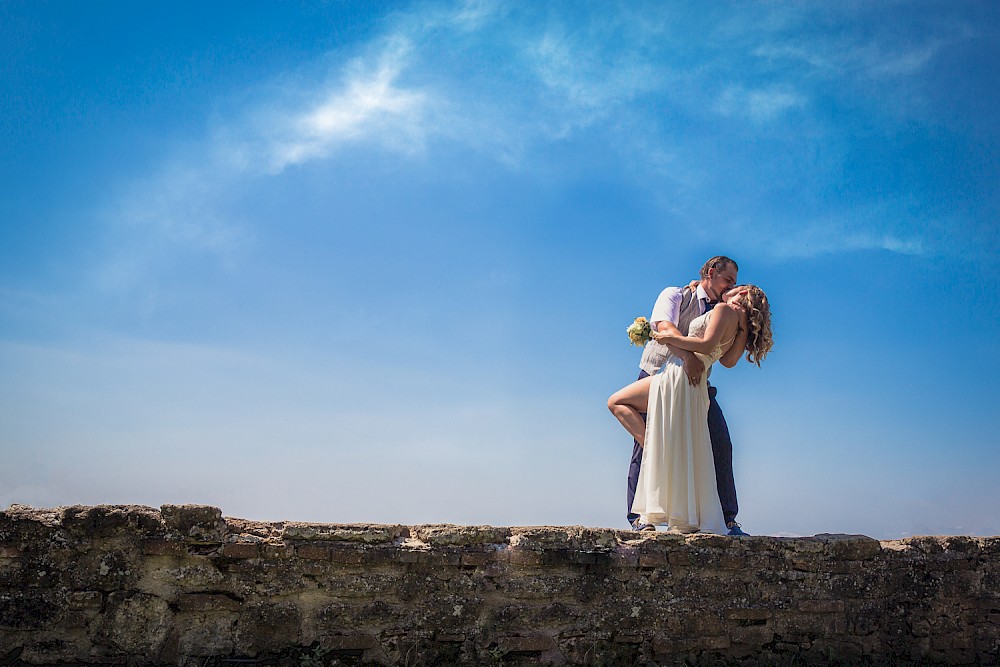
[723,287,748,304]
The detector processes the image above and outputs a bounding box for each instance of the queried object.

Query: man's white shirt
[649,284,712,329]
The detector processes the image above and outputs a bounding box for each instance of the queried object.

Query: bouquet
[626,317,652,347]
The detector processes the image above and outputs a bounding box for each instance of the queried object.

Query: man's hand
[682,354,706,387]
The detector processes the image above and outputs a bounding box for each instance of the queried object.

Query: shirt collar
[695,284,712,303]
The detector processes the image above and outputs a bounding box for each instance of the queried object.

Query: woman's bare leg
[608,375,654,446]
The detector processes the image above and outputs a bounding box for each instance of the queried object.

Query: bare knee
[609,394,634,423]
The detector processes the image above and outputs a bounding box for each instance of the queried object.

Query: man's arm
[654,319,705,386]
[648,287,683,329]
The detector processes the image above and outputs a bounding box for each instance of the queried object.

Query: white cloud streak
[760,210,928,260]
[752,35,945,83]
[261,39,430,172]
[530,30,659,114]
[101,37,437,293]
[715,85,807,123]
[449,0,504,32]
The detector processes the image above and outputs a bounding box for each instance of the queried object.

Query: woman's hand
[650,329,673,343]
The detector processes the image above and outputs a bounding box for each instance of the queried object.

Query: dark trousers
[626,370,739,526]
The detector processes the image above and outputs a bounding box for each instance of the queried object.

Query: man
[626,256,748,536]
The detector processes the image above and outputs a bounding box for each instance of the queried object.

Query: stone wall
[0,505,997,665]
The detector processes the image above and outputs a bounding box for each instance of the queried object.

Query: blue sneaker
[726,521,748,536]
[631,519,656,532]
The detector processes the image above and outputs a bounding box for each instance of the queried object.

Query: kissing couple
[608,256,773,535]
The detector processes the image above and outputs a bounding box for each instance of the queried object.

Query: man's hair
[700,255,738,279]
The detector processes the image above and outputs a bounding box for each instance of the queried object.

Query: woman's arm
[719,305,749,368]
[719,326,747,368]
[654,321,707,386]
[652,306,738,354]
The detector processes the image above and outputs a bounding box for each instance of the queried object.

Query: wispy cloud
[859,42,941,78]
[517,11,670,141]
[769,229,925,259]
[762,213,927,259]
[99,36,437,293]
[97,161,253,294]
[449,0,504,32]
[715,85,806,123]
[258,39,431,172]
[753,35,944,83]
[530,31,659,113]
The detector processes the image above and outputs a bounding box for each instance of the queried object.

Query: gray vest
[676,287,705,339]
[638,287,706,375]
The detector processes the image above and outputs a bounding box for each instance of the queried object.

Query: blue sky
[2,1,998,538]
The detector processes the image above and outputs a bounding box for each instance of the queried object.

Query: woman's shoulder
[711,303,739,320]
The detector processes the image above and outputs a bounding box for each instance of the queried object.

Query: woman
[608,285,773,533]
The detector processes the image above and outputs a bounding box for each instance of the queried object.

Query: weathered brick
[460,551,492,567]
[177,593,242,612]
[364,547,400,564]
[509,550,543,566]
[161,504,226,543]
[725,607,773,621]
[612,547,639,568]
[651,638,673,654]
[799,599,846,614]
[658,635,731,652]
[330,546,365,564]
[296,545,330,560]
[499,635,556,652]
[638,553,669,568]
[142,540,186,556]
[398,550,428,563]
[719,555,742,569]
[222,543,260,559]
[67,591,103,610]
[668,552,692,566]
[731,626,775,645]
[236,602,301,653]
[56,609,91,629]
[325,634,377,650]
[696,635,731,650]
[823,534,881,561]
[261,543,294,559]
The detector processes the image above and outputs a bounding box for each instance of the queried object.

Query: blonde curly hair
[734,285,773,366]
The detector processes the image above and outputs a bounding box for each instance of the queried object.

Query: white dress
[630,312,731,534]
